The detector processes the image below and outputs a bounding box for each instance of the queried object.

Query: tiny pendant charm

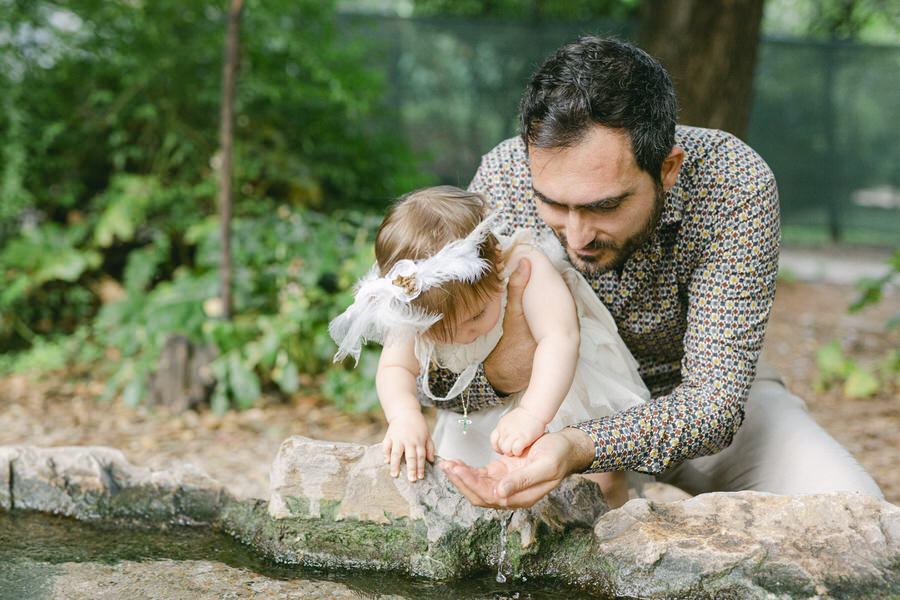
[458,417,472,434]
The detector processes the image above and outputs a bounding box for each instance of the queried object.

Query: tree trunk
[638,0,765,139]
[218,0,244,321]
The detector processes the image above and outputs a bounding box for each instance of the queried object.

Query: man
[433,36,882,508]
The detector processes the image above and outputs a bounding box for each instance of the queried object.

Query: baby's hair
[375,186,503,342]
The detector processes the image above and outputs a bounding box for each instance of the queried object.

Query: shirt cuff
[567,423,603,473]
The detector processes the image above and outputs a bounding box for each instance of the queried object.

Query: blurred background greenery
[1,0,897,412]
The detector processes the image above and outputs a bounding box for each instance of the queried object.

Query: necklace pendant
[458,417,472,434]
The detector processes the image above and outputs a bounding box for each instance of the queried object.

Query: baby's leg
[581,471,629,509]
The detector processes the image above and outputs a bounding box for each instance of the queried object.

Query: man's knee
[729,376,882,496]
[658,373,883,498]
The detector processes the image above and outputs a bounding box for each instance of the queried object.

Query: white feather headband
[329,211,501,364]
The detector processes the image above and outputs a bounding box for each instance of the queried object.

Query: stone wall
[2,438,899,599]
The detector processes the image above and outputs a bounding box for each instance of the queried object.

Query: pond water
[0,511,634,600]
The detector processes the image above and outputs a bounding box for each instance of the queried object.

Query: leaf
[276,360,299,394]
[211,383,229,415]
[258,332,281,370]
[886,311,900,331]
[123,237,170,292]
[887,248,900,271]
[93,175,157,247]
[849,275,886,313]
[122,378,145,407]
[94,199,136,247]
[210,359,231,414]
[843,368,879,398]
[37,248,102,283]
[877,350,900,380]
[228,353,261,409]
[0,277,29,308]
[816,340,852,380]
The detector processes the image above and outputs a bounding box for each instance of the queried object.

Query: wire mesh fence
[342,15,899,245]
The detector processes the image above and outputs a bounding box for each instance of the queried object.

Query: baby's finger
[490,429,502,455]
[390,443,404,478]
[511,437,526,456]
[405,445,419,482]
[382,438,392,464]
[426,438,435,463]
[416,446,427,480]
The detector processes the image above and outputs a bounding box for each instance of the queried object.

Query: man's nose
[565,210,593,249]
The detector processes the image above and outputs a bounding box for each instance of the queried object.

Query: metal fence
[342,15,900,245]
[748,39,900,244]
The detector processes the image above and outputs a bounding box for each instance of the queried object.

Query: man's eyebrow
[532,187,629,210]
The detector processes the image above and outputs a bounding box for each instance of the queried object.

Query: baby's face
[443,291,503,345]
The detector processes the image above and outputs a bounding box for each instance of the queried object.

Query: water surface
[0,510,628,600]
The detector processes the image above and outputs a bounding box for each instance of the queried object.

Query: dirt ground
[1,279,897,505]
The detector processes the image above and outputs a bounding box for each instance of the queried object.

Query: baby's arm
[377,337,435,481]
[491,247,580,456]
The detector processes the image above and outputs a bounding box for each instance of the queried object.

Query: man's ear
[660,145,685,191]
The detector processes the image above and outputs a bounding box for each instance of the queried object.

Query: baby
[330,186,649,507]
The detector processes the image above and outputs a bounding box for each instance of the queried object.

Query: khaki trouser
[654,361,884,498]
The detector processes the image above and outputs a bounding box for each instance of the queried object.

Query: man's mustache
[555,232,618,252]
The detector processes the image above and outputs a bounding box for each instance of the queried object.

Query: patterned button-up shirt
[425,125,780,475]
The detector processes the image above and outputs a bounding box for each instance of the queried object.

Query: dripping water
[495,510,514,583]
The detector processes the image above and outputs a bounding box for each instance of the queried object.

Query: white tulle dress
[417,233,650,467]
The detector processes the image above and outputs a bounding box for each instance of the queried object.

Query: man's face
[529,126,668,276]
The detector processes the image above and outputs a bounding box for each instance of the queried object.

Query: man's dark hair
[519,36,677,181]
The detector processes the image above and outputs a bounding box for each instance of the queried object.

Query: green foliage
[89,206,383,413]
[322,351,381,414]
[816,247,900,398]
[0,0,427,413]
[412,0,640,21]
[763,0,900,43]
[0,327,102,375]
[815,339,880,398]
[0,0,424,224]
[0,221,102,346]
[849,247,900,326]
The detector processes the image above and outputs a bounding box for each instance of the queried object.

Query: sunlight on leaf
[843,368,879,398]
[816,339,852,380]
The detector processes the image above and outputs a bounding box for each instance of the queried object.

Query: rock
[0,446,18,510]
[265,436,900,598]
[265,435,610,579]
[33,559,406,600]
[591,491,900,599]
[634,480,692,503]
[3,446,228,524]
[2,440,899,599]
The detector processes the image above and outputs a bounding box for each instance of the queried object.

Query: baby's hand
[490,407,547,456]
[382,410,435,482]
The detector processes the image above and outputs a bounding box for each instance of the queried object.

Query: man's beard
[554,182,665,276]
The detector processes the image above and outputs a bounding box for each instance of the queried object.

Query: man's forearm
[560,427,597,474]
[571,382,747,474]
